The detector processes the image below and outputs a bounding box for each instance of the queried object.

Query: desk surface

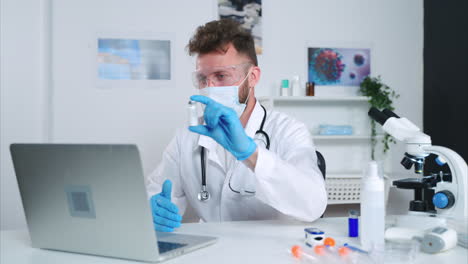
[1,217,466,264]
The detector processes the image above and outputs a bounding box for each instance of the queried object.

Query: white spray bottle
[360,161,385,252]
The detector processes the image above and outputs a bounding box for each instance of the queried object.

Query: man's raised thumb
[161,179,172,200]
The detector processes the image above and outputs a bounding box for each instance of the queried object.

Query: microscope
[368,107,467,219]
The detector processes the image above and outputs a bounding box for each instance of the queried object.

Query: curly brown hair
[187,19,258,66]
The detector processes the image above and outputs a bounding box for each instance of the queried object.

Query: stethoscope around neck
[198,105,270,202]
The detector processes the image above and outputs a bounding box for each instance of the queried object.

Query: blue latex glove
[189,95,257,160]
[150,180,182,232]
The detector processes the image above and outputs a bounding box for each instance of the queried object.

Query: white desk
[1,217,466,264]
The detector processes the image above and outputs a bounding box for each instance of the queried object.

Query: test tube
[314,245,341,264]
[290,245,319,263]
[338,246,371,264]
[188,101,198,126]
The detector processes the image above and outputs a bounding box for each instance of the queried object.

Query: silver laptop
[10,143,217,262]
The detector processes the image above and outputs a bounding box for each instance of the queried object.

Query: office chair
[316,151,326,179]
[316,150,327,218]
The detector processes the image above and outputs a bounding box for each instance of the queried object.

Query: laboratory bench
[1,217,466,264]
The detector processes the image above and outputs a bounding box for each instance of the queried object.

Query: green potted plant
[359,76,399,160]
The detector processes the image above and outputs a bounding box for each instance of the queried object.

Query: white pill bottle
[187,101,199,126]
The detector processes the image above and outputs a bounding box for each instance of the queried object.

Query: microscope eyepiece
[382,109,400,118]
[368,107,390,125]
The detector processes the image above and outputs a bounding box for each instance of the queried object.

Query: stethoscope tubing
[198,105,269,201]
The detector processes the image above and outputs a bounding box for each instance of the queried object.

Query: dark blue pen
[343,243,369,255]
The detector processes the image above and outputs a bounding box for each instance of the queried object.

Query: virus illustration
[309,48,345,85]
[354,53,365,66]
[349,72,356,79]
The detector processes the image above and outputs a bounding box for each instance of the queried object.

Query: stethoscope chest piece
[198,185,210,202]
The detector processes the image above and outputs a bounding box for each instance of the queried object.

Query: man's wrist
[242,147,258,171]
[235,137,257,161]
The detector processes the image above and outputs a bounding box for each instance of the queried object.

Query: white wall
[1,0,422,230]
[0,0,48,229]
[51,0,216,177]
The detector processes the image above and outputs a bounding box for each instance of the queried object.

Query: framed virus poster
[307,46,371,96]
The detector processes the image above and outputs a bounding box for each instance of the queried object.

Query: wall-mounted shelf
[259,96,369,103]
[313,134,384,140]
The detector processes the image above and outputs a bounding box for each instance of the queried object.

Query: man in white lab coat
[147,19,327,232]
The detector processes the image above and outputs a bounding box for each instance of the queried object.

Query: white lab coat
[146,100,327,222]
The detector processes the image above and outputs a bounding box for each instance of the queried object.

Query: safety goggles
[192,62,253,89]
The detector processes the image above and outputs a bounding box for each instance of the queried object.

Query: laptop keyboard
[157,241,187,254]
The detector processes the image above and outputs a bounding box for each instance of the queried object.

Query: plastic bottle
[281,79,289,96]
[360,161,385,252]
[291,75,301,96]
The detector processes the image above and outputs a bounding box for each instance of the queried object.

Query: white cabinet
[259,96,389,204]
